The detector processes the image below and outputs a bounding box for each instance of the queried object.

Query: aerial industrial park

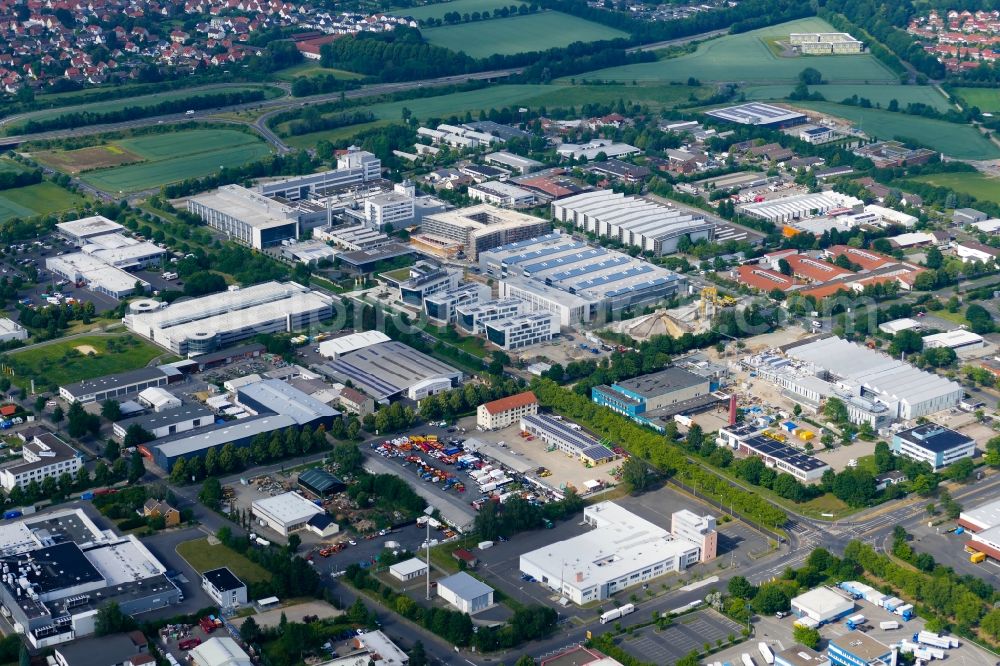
[3,3,1000,666]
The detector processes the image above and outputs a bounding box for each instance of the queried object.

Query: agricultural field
[951,87,1000,112]
[33,145,144,175]
[6,84,282,132]
[789,101,1000,160]
[4,334,170,389]
[55,129,274,193]
[0,181,85,223]
[576,17,898,84]
[908,172,1000,205]
[421,11,627,57]
[395,0,527,21]
[274,62,365,82]
[743,84,951,112]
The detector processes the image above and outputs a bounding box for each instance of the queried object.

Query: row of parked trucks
[838,581,914,621]
[896,631,959,662]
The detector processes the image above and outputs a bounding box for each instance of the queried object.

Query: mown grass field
[743,84,951,112]
[908,172,1000,205]
[6,334,168,388]
[0,181,85,223]
[274,62,365,82]
[396,0,527,20]
[73,129,272,193]
[422,11,627,57]
[176,538,271,583]
[951,87,1000,112]
[576,17,898,84]
[8,84,282,132]
[0,158,29,174]
[789,101,1000,160]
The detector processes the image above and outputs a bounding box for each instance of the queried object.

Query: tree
[17,644,28,666]
[198,477,224,510]
[823,397,848,424]
[873,441,894,474]
[239,616,261,644]
[123,424,153,448]
[944,458,975,483]
[286,533,301,553]
[410,641,429,666]
[104,439,121,461]
[100,400,121,422]
[925,246,943,269]
[127,451,144,483]
[170,458,188,484]
[778,258,792,276]
[95,601,129,636]
[799,67,823,85]
[751,583,791,614]
[889,329,923,356]
[621,456,649,494]
[728,575,756,600]
[51,405,63,422]
[793,624,821,649]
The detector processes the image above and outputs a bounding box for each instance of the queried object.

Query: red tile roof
[786,255,854,282]
[737,265,796,292]
[481,391,538,415]
[825,245,895,271]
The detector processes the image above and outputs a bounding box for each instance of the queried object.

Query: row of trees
[0,168,42,192]
[168,424,328,484]
[474,489,584,540]
[215,527,322,600]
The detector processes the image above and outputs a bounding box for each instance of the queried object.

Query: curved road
[0,69,523,151]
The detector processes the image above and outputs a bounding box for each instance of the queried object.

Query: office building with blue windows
[891,423,975,472]
[592,366,712,426]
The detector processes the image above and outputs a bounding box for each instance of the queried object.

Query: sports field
[0,181,85,223]
[576,17,898,84]
[396,0,527,20]
[6,334,169,389]
[790,101,1000,160]
[743,84,951,112]
[422,11,627,57]
[952,87,1000,112]
[908,172,1000,205]
[76,129,272,193]
[9,85,282,132]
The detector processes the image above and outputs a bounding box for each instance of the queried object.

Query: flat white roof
[56,215,123,238]
[971,219,1000,233]
[46,252,147,294]
[0,318,24,334]
[741,192,863,220]
[922,329,983,347]
[878,318,920,334]
[389,558,428,576]
[252,491,323,526]
[962,498,1000,530]
[705,102,806,125]
[791,587,854,617]
[520,502,699,591]
[191,185,300,230]
[890,232,935,247]
[319,331,391,357]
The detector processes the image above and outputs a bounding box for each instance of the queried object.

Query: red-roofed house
[476,391,539,430]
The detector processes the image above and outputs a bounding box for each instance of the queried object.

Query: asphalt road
[0,69,524,151]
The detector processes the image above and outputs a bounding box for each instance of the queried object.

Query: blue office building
[592,366,715,428]
[891,423,974,472]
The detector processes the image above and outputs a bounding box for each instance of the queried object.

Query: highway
[0,69,523,150]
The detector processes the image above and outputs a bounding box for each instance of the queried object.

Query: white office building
[484,312,559,350]
[79,233,164,270]
[519,502,713,604]
[259,149,381,200]
[424,283,491,324]
[420,204,551,259]
[201,567,247,609]
[922,329,985,352]
[0,318,28,343]
[55,215,124,243]
[468,181,537,209]
[124,281,334,355]
[892,423,975,472]
[385,261,461,308]
[365,190,415,230]
[46,252,148,299]
[552,190,714,255]
[0,432,81,492]
[188,185,301,249]
[456,298,524,334]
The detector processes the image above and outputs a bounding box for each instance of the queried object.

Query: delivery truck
[740,654,756,666]
[758,642,774,665]
[846,614,866,630]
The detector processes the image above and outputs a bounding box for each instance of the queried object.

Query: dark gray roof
[615,366,707,399]
[203,567,244,592]
[896,424,972,453]
[61,367,167,398]
[115,403,214,432]
[56,634,140,666]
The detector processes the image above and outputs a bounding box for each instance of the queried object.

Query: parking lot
[617,609,743,665]
[470,483,772,616]
[906,520,1000,588]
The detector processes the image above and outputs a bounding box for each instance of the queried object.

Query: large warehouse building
[739,191,864,224]
[790,586,855,625]
[592,366,714,428]
[520,413,615,465]
[187,185,306,250]
[519,502,716,604]
[315,340,463,403]
[481,232,687,326]
[705,102,807,128]
[0,508,181,648]
[551,190,715,255]
[419,204,551,259]
[124,281,335,355]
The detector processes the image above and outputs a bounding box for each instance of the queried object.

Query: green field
[176,538,271,583]
[396,0,528,20]
[0,181,84,223]
[0,157,29,174]
[952,87,1000,112]
[908,172,1000,205]
[743,84,951,112]
[274,62,365,82]
[282,82,707,147]
[422,11,627,57]
[789,101,1000,160]
[576,17,898,84]
[9,85,282,131]
[78,129,272,193]
[6,334,169,389]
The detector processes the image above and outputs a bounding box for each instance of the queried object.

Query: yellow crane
[700,286,737,316]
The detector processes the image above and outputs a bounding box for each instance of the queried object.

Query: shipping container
[880,621,899,630]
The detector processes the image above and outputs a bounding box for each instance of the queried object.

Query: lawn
[77,129,272,193]
[176,538,271,583]
[8,85,282,132]
[274,62,364,82]
[796,493,852,519]
[743,84,951,112]
[574,17,898,84]
[5,334,169,389]
[907,171,1000,205]
[0,158,29,174]
[422,11,627,57]
[789,101,1000,160]
[0,181,85,223]
[394,0,527,21]
[952,87,1000,113]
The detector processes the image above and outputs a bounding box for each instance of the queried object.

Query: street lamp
[424,505,434,601]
